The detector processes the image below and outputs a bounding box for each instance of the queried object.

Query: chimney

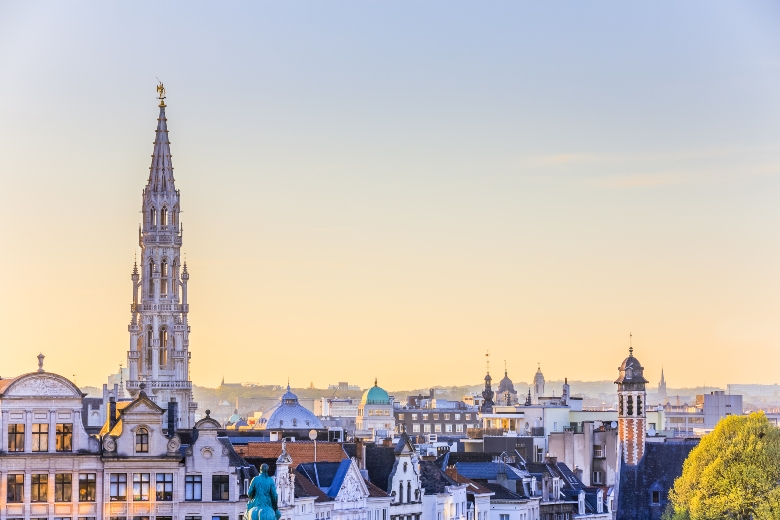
[544,455,558,465]
[109,397,117,431]
[167,398,178,436]
[355,438,366,470]
[445,466,459,481]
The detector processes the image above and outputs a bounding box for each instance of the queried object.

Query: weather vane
[156,79,166,107]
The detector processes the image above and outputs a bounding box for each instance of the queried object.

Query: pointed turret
[147,103,176,193]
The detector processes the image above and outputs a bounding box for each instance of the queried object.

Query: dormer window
[135,428,149,453]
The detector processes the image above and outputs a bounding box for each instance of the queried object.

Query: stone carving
[6,375,79,397]
[166,435,181,453]
[104,436,117,452]
[336,466,367,502]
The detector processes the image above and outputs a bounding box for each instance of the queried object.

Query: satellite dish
[309,429,318,441]
[610,422,618,429]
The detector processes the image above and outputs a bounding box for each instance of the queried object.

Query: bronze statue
[245,463,282,520]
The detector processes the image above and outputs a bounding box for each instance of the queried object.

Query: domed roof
[498,370,517,395]
[615,348,649,384]
[361,379,390,405]
[258,385,324,430]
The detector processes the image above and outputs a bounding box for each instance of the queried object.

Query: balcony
[126,380,192,390]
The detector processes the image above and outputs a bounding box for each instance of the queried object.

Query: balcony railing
[126,380,192,390]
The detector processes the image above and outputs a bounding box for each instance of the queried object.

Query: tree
[664,412,780,520]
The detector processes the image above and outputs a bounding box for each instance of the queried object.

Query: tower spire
[148,82,175,194]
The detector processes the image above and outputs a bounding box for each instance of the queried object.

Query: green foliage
[664,412,780,520]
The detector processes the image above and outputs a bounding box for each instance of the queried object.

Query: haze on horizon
[0,2,779,390]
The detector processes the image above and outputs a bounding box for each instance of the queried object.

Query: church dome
[258,385,324,430]
[615,348,649,384]
[498,371,517,395]
[361,379,390,405]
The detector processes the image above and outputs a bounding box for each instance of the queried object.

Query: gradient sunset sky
[0,2,779,390]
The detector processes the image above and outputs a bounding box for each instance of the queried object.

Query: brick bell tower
[615,341,648,465]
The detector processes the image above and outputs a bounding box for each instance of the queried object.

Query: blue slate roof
[296,460,353,498]
[617,440,698,520]
[452,462,527,481]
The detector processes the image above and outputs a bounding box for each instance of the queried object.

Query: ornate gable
[3,373,82,398]
[335,460,369,502]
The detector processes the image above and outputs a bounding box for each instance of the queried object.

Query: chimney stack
[167,398,178,436]
[109,397,117,431]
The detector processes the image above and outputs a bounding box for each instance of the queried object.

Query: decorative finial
[486,350,490,374]
[629,332,633,356]
[374,377,378,387]
[504,359,507,376]
[37,353,45,373]
[139,382,147,397]
[205,409,211,417]
[156,80,166,107]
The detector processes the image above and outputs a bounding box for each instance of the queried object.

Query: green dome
[361,379,390,405]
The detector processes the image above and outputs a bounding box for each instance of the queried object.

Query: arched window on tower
[151,208,157,228]
[173,260,180,299]
[627,395,634,416]
[637,395,643,416]
[172,206,178,226]
[148,261,155,297]
[159,328,168,368]
[146,328,153,369]
[161,207,168,227]
[160,260,168,296]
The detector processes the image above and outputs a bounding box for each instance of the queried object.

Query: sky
[0,1,779,390]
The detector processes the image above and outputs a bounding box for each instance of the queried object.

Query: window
[434,424,442,432]
[133,473,150,501]
[413,424,420,433]
[594,445,604,458]
[500,515,510,520]
[399,414,404,420]
[56,423,73,451]
[55,473,72,502]
[80,473,96,502]
[412,414,418,420]
[161,207,168,226]
[369,409,374,416]
[651,491,661,505]
[136,428,149,453]
[31,474,48,501]
[184,517,202,520]
[185,475,202,501]
[8,424,24,451]
[32,423,49,451]
[445,424,453,432]
[455,414,461,420]
[7,474,23,502]
[592,471,603,485]
[444,414,450,420]
[456,424,464,433]
[212,475,230,501]
[465,414,471,420]
[424,424,431,432]
[637,395,643,416]
[156,473,173,501]
[627,395,634,416]
[433,414,439,420]
[110,473,127,501]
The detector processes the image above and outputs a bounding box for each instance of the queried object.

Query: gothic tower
[658,367,668,403]
[127,86,197,428]
[533,365,545,403]
[615,346,648,465]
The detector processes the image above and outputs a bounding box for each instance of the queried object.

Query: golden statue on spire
[156,81,166,107]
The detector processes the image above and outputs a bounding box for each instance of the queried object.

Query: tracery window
[161,207,168,226]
